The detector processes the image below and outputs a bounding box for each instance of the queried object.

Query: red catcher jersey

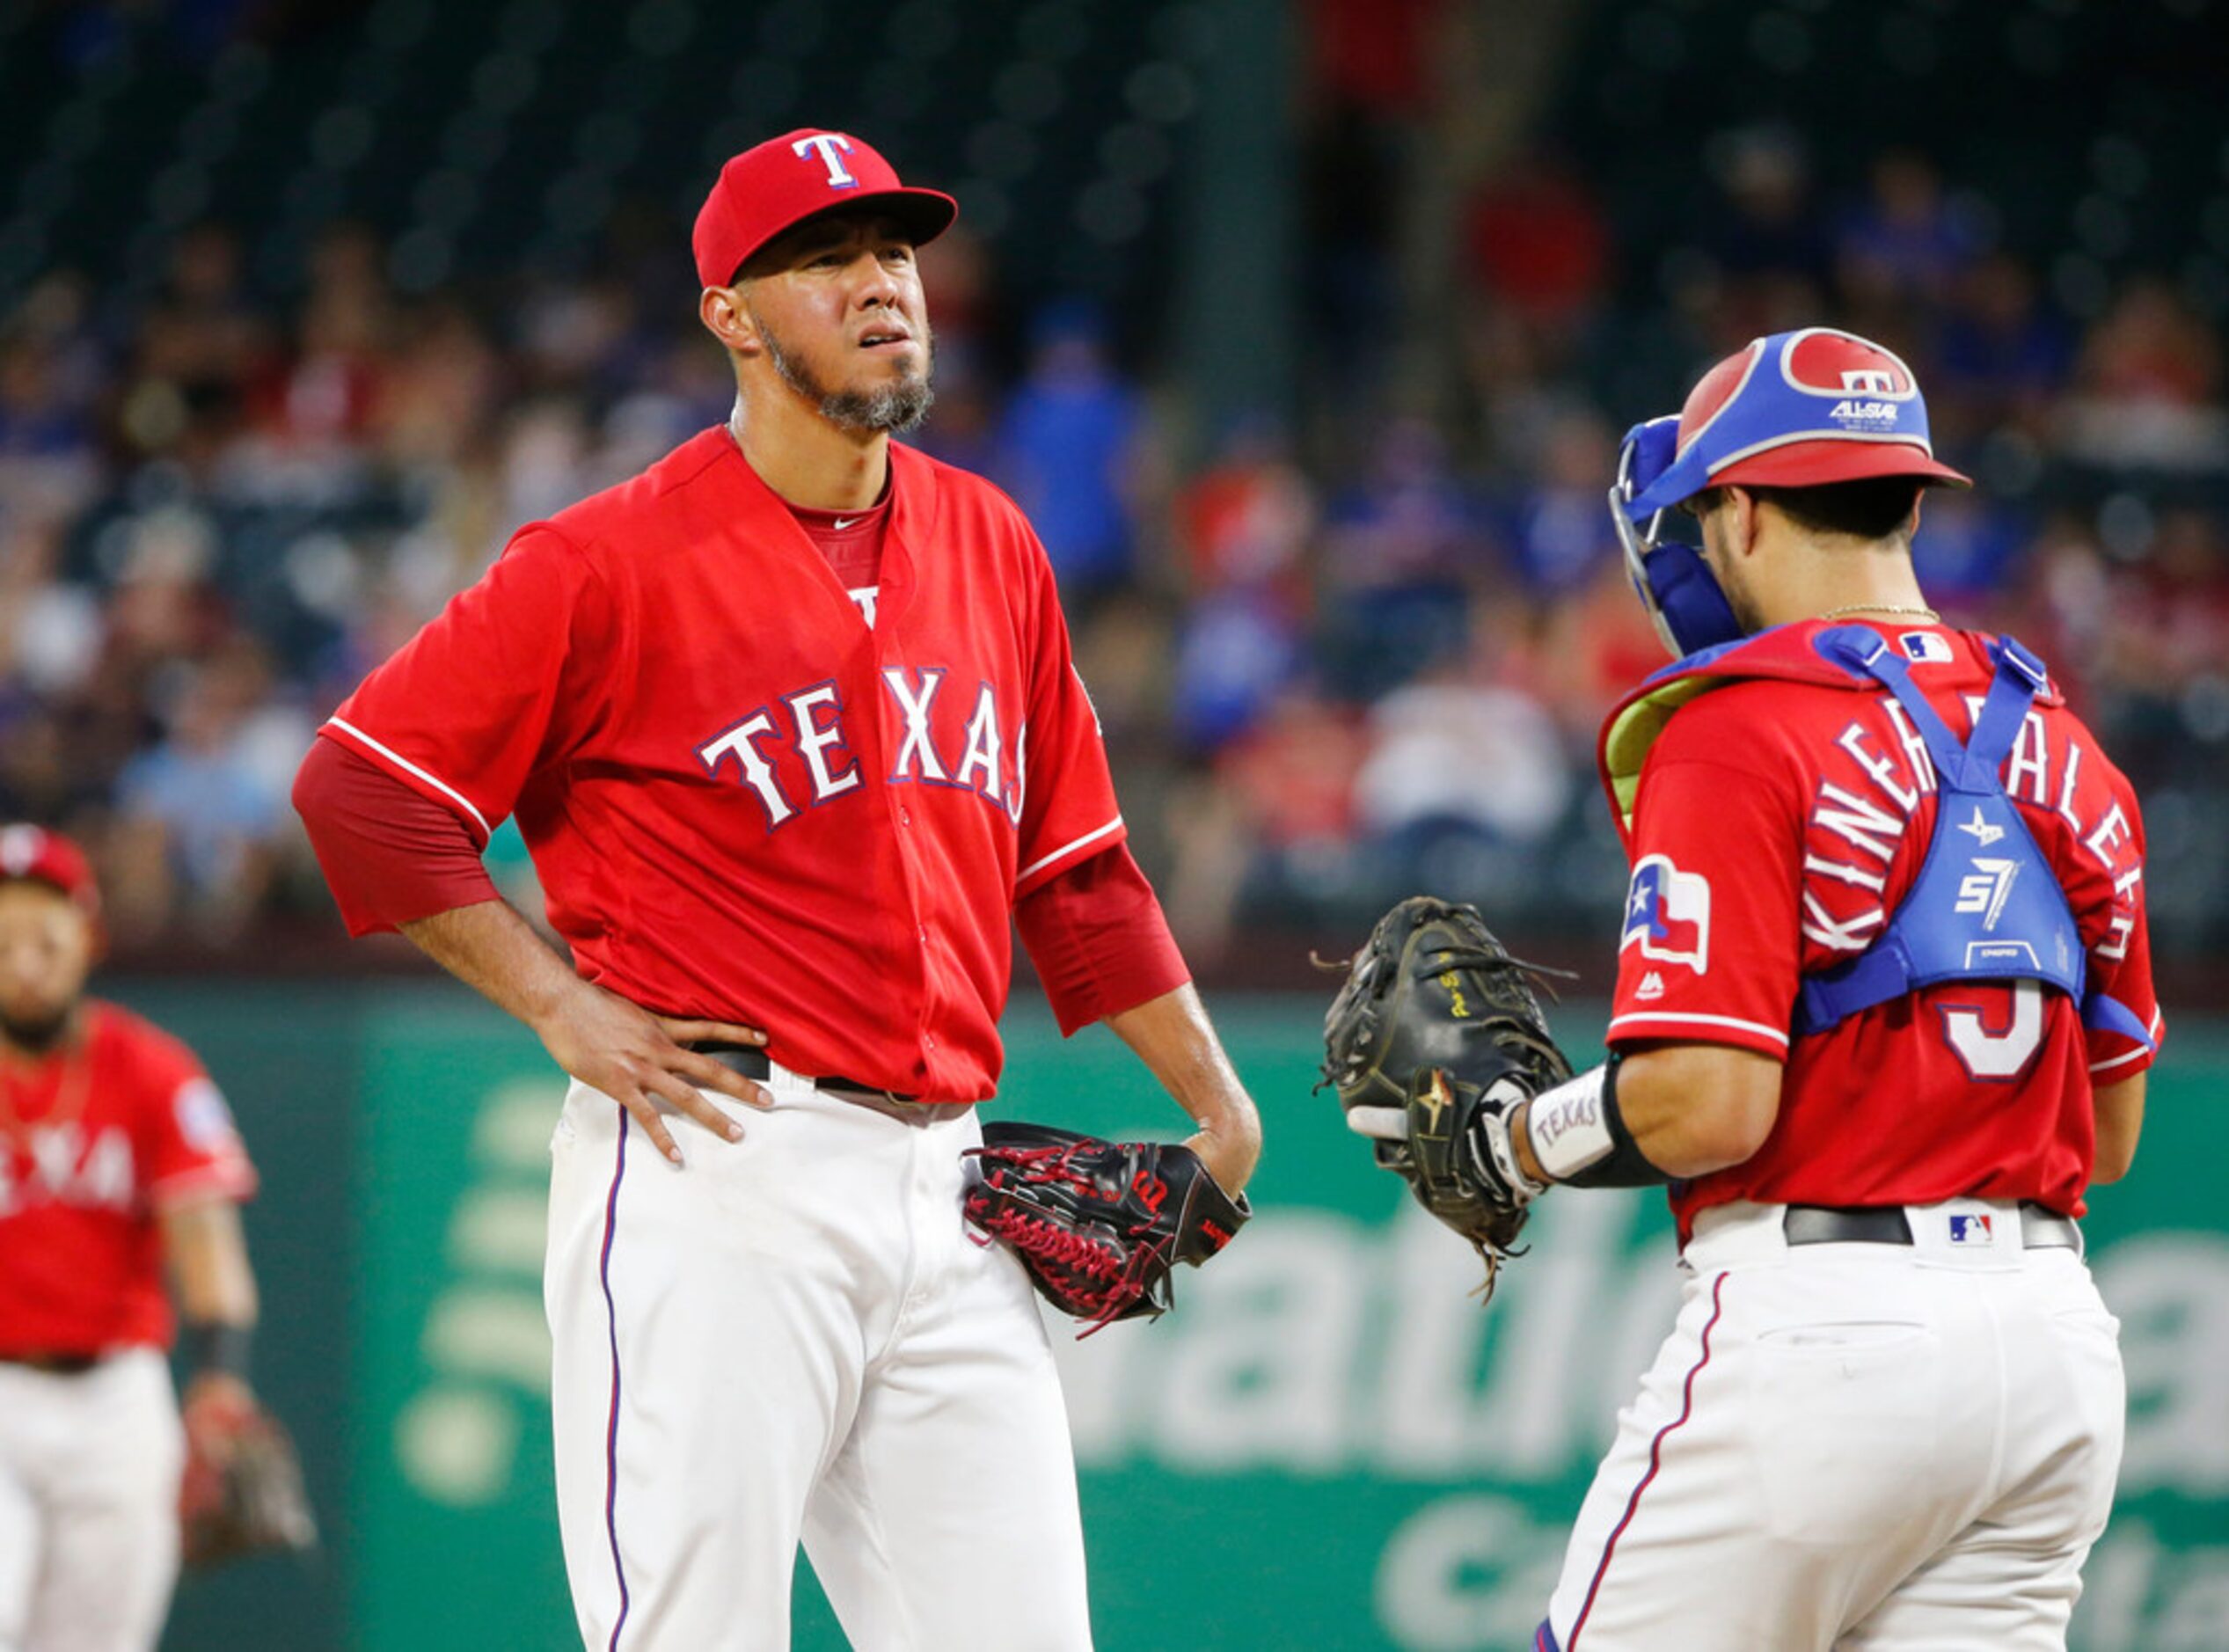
[320,432,1126,1102]
[1599,621,2160,1234]
[0,1002,257,1356]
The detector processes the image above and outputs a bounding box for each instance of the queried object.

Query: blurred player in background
[296,129,1260,1648]
[0,824,265,1651]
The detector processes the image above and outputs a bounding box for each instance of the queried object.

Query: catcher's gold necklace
[1818,603,1940,623]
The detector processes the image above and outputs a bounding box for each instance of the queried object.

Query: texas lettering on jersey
[696,669,1027,831]
[0,1123,136,1217]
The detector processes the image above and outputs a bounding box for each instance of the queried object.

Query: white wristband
[1525,1064,1615,1185]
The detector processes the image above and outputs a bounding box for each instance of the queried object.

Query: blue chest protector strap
[1794,627,2088,1038]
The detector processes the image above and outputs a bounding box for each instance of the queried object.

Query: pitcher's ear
[698,286,760,356]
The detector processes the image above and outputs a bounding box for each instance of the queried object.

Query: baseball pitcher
[296,130,1261,1650]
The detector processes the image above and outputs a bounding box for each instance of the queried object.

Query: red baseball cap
[0,823,99,917]
[692,128,959,289]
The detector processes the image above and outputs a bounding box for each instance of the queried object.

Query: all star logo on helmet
[1827,398,1901,430]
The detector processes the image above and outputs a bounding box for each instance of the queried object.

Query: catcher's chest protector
[1598,623,2152,1048]
[1790,627,2083,1035]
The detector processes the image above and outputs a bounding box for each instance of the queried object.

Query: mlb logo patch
[1620,854,1711,974]
[1900,632,1952,664]
[1948,1214,1996,1246]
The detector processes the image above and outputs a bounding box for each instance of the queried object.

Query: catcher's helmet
[1608,327,1971,658]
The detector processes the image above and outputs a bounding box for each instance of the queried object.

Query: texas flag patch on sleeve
[1620,854,1713,974]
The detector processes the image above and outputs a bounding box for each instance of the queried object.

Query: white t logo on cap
[0,825,41,874]
[793,133,860,189]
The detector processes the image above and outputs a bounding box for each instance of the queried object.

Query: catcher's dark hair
[1748,477,1926,541]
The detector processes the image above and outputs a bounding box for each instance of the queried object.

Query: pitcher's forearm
[401,898,582,1033]
[1106,983,1262,1189]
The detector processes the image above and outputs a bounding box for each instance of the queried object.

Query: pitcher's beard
[755,312,936,435]
[0,1003,73,1054]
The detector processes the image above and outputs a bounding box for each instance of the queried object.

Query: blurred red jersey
[0,1002,257,1356]
[1597,621,2160,1240]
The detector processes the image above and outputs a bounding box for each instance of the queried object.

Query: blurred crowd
[3,131,2227,973]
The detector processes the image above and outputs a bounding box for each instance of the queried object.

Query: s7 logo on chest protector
[1621,855,1712,974]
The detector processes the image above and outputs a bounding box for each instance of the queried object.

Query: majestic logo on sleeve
[1620,855,1712,974]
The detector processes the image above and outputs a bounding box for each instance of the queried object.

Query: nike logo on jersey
[833,516,862,530]
[695,669,1024,831]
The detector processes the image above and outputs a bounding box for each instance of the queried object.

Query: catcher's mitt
[179,1378,318,1569]
[1319,895,1574,1296]
[962,1122,1249,1336]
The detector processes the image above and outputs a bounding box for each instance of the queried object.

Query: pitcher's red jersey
[1599,621,2160,1238]
[318,431,1125,1102]
[0,1002,257,1355]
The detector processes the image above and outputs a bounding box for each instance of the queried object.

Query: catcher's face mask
[1608,415,1745,660]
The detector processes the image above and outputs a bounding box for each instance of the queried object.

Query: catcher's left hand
[179,1376,318,1569]
[962,1122,1250,1336]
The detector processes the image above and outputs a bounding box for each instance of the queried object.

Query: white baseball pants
[1540,1199,2124,1652]
[0,1348,184,1652]
[545,1071,1093,1651]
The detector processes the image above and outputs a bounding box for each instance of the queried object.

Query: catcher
[1329,329,2155,1650]
[0,827,312,1652]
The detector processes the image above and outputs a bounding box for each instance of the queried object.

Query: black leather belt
[1784,1202,2079,1250]
[690,1042,917,1106]
[1,1352,101,1375]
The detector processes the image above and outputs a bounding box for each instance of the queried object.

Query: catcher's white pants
[545,1072,1093,1652]
[0,1348,183,1652]
[1539,1198,2124,1652]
